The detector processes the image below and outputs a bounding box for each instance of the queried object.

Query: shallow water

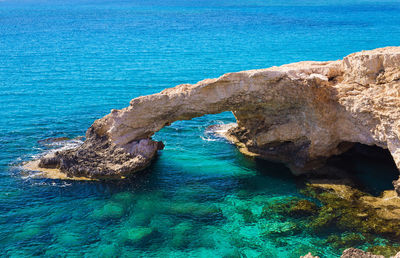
[1,0,400,257]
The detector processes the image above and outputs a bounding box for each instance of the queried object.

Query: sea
[1,0,400,257]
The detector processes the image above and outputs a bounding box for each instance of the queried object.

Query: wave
[32,137,84,160]
[202,122,237,142]
[17,136,85,183]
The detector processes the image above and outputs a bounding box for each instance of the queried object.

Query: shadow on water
[226,147,301,196]
[254,158,295,181]
[228,142,399,197]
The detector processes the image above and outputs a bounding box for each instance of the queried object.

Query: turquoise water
[1,0,400,257]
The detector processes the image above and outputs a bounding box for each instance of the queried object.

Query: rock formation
[33,47,400,181]
[341,248,385,258]
[340,248,400,258]
[300,252,319,258]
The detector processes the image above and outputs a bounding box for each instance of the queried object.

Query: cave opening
[323,143,399,196]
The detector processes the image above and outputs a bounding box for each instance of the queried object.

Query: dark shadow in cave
[247,142,399,197]
[323,143,399,196]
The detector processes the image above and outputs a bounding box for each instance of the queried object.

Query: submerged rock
[324,233,366,252]
[288,199,318,217]
[261,197,318,219]
[120,227,153,243]
[170,221,193,249]
[167,202,221,217]
[31,47,400,181]
[301,179,400,239]
[263,221,301,237]
[13,223,42,241]
[55,232,82,246]
[92,242,120,257]
[238,208,257,224]
[92,202,125,219]
[367,245,400,257]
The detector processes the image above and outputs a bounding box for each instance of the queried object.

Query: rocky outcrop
[341,248,385,258]
[300,252,319,258]
[37,134,164,179]
[33,47,400,180]
[303,248,400,258]
[340,248,400,258]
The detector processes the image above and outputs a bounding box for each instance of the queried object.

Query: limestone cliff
[34,47,400,181]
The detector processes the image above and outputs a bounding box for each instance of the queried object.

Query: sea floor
[3,119,400,257]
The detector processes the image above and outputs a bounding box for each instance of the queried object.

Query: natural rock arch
[35,47,400,186]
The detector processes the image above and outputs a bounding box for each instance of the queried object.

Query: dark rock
[261,197,318,219]
[393,177,400,196]
[38,137,70,145]
[38,155,60,169]
[37,130,162,179]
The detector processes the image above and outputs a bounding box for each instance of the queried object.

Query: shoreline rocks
[341,248,384,258]
[34,133,164,179]
[302,248,400,258]
[340,247,400,258]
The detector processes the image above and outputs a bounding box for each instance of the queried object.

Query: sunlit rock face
[36,47,400,180]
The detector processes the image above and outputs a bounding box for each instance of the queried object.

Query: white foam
[32,138,84,160]
[18,137,84,183]
[202,123,237,142]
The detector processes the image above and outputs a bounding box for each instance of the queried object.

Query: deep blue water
[1,0,400,257]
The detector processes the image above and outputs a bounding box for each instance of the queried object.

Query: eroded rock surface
[300,252,320,258]
[340,248,400,258]
[341,248,385,258]
[37,131,164,179]
[34,47,400,179]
